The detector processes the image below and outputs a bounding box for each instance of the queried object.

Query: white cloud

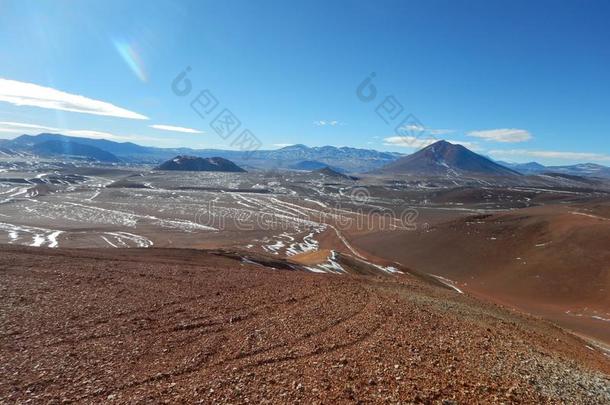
[489,149,610,162]
[0,78,148,120]
[468,128,532,143]
[150,124,203,134]
[62,130,130,141]
[313,120,345,127]
[396,124,425,134]
[0,121,56,133]
[429,128,455,135]
[0,121,146,142]
[383,136,435,148]
[383,136,480,150]
[395,124,454,136]
[272,143,294,148]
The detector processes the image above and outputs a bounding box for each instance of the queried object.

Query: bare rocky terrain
[1,245,609,404]
[353,201,610,348]
[1,155,610,403]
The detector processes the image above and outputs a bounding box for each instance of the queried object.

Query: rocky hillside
[156,155,246,172]
[377,140,520,177]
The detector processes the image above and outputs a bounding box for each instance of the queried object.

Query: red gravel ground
[1,245,609,404]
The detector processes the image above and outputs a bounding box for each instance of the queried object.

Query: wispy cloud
[313,120,345,127]
[61,129,132,141]
[0,78,148,120]
[468,128,532,143]
[272,143,294,148]
[383,136,480,150]
[383,136,435,148]
[395,124,454,136]
[0,121,54,133]
[396,124,426,134]
[150,124,203,134]
[0,121,146,142]
[429,128,455,135]
[488,149,610,162]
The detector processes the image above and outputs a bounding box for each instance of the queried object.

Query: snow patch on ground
[430,274,464,294]
[305,250,346,274]
[101,232,153,248]
[0,222,64,248]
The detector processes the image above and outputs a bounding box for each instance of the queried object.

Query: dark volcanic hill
[314,166,356,180]
[377,140,521,177]
[156,155,246,172]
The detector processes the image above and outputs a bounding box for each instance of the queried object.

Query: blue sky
[0,0,609,165]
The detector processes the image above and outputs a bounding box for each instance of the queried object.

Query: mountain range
[0,134,400,172]
[1,133,609,178]
[500,161,610,178]
[31,140,121,163]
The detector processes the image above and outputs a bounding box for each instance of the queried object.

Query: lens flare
[113,39,147,82]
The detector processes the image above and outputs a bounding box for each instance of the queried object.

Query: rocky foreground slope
[352,201,610,347]
[0,246,608,404]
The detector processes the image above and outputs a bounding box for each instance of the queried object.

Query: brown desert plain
[0,154,609,403]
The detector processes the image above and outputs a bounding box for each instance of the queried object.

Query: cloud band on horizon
[150,124,203,134]
[0,121,151,142]
[383,136,479,150]
[468,128,532,143]
[489,148,610,162]
[0,78,148,120]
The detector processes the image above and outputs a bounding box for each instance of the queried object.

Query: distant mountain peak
[376,140,520,177]
[280,144,308,150]
[429,139,452,147]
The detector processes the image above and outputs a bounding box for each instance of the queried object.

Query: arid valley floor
[1,160,609,403]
